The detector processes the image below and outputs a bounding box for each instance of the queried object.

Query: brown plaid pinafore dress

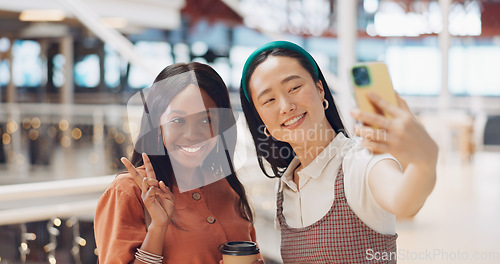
[277,165,398,263]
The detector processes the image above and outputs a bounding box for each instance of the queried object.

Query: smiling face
[248,56,330,145]
[160,84,219,169]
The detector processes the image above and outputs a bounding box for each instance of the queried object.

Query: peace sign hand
[121,154,175,229]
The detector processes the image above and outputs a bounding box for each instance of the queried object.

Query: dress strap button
[206,216,216,224]
[192,192,201,200]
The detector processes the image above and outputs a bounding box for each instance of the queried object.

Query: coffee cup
[219,241,260,264]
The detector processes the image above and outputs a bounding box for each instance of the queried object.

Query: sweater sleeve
[94,175,147,264]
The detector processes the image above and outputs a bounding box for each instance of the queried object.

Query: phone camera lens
[352,66,370,86]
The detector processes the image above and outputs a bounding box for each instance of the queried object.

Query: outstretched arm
[351,93,438,217]
[122,153,175,263]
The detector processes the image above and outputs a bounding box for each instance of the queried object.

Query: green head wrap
[241,41,319,102]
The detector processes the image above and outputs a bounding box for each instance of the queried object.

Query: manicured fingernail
[351,109,360,116]
[368,92,378,99]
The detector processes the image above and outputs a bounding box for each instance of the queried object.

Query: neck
[289,119,336,170]
[170,160,198,183]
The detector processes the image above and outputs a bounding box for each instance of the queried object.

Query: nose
[182,121,201,141]
[279,96,296,115]
[182,119,214,142]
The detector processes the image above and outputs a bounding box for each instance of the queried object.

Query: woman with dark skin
[95,62,263,264]
[240,41,438,263]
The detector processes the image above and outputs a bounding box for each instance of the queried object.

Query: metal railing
[0,175,114,225]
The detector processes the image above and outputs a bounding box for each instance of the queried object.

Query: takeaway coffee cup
[219,241,260,264]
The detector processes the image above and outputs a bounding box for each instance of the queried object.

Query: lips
[177,144,206,154]
[282,113,306,127]
[179,146,202,153]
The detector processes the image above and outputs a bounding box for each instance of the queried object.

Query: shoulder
[343,137,372,163]
[101,172,142,202]
[342,136,401,187]
[95,172,145,223]
[342,137,399,173]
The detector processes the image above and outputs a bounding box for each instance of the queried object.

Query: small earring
[263,127,271,137]
[323,99,329,110]
[157,129,161,151]
[216,136,220,153]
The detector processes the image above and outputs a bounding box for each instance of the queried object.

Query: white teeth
[180,146,202,153]
[283,114,305,126]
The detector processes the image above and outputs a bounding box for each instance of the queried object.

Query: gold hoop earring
[323,99,329,110]
[264,127,271,137]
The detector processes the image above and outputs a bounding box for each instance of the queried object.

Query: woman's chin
[170,156,204,169]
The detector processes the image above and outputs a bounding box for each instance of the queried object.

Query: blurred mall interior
[0,0,500,263]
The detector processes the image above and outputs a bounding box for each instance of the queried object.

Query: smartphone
[350,62,398,119]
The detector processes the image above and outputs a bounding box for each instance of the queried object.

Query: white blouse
[276,132,400,235]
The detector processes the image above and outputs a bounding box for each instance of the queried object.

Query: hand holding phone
[350,62,398,119]
[349,62,438,175]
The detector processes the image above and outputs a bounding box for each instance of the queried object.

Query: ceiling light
[19,9,65,22]
[100,17,128,29]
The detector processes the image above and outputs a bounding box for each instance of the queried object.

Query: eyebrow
[168,110,187,115]
[281,75,301,85]
[256,88,272,101]
[166,110,213,116]
[256,75,302,100]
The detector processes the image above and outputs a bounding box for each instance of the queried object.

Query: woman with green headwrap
[239,41,438,263]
